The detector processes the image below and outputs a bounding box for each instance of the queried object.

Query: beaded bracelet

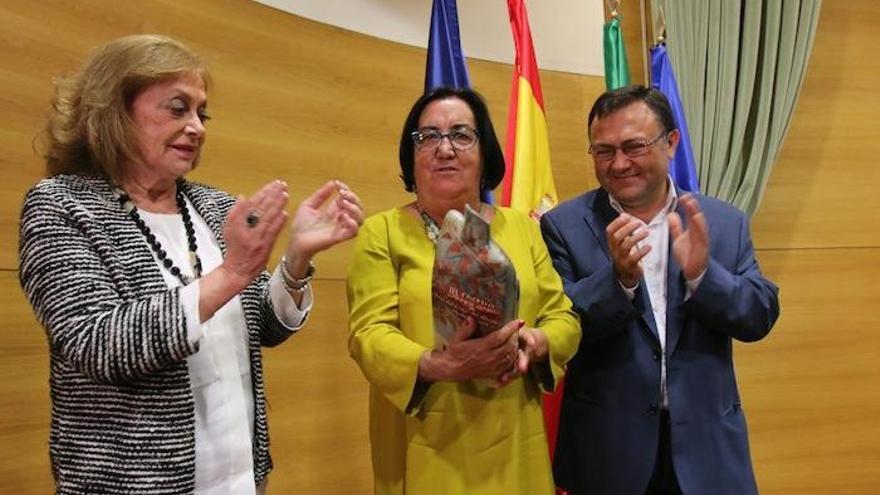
[281,256,315,293]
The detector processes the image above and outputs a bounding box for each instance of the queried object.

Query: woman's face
[128,71,208,184]
[413,97,482,204]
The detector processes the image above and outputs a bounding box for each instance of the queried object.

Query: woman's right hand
[418,317,523,383]
[218,180,290,290]
[198,181,289,322]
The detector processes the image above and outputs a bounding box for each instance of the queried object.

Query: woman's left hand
[496,327,549,386]
[284,180,363,270]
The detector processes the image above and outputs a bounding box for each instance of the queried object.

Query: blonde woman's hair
[41,34,209,180]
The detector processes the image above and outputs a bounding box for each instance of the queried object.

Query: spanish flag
[501,0,557,218]
[501,0,564,474]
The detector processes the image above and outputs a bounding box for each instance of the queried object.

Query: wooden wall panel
[752,0,880,249]
[745,1,880,487]
[261,280,372,494]
[0,272,52,494]
[744,1,880,491]
[740,249,880,494]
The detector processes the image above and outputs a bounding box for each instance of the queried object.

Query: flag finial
[606,0,621,18]
[654,4,667,44]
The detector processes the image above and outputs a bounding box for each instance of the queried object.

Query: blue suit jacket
[540,188,779,495]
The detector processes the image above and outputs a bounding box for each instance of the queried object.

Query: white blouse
[139,198,311,495]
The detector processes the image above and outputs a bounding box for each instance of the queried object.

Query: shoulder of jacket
[691,193,745,220]
[25,174,112,206]
[545,189,599,219]
[181,180,232,202]
[361,208,400,234]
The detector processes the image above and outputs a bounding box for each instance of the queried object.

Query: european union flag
[425,0,471,92]
[424,0,492,202]
[650,43,699,192]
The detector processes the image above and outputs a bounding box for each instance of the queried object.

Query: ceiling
[254,0,607,75]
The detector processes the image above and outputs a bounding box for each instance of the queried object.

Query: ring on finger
[246,211,260,228]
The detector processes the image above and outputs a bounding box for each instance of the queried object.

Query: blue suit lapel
[665,196,687,356]
[581,190,613,259]
[636,282,660,342]
[586,190,661,343]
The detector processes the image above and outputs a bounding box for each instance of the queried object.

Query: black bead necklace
[117,186,203,285]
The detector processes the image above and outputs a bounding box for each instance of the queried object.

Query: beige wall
[741,1,880,492]
[0,0,877,493]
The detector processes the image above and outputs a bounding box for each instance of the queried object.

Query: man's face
[589,101,679,215]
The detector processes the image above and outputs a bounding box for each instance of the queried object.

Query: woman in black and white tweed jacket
[19,35,363,494]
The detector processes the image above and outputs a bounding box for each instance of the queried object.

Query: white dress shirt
[609,178,703,408]
[140,198,312,494]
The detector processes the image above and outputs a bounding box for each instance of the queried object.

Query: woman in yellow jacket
[347,87,581,495]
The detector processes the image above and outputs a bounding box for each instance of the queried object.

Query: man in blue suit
[541,85,779,495]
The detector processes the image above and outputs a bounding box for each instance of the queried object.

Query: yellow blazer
[347,206,580,495]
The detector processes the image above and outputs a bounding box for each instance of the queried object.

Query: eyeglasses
[411,126,479,152]
[589,130,670,162]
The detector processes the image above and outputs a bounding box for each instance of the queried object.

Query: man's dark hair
[399,87,505,193]
[587,85,677,141]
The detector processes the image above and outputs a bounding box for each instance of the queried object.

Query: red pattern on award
[432,205,519,348]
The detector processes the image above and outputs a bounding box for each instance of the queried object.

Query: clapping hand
[668,194,709,280]
[606,212,650,288]
[285,180,363,273]
[222,180,290,287]
[202,180,291,321]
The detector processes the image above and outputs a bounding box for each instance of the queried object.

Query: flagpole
[606,0,653,85]
[639,0,649,84]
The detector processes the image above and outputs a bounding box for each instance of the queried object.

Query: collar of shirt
[608,176,678,409]
[607,176,679,222]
